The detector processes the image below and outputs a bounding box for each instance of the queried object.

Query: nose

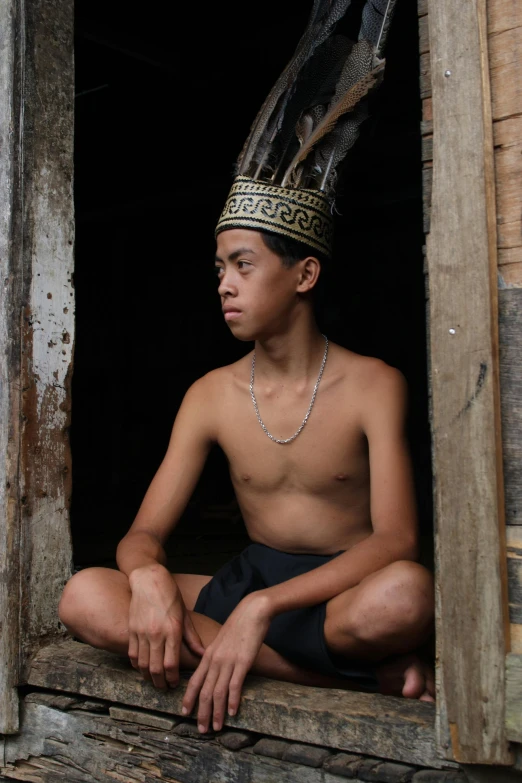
[217,268,237,298]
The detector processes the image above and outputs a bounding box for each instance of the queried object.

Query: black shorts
[194,542,377,689]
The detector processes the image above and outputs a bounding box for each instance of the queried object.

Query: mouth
[223,308,242,321]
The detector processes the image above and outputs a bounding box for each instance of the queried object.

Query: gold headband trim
[216,177,333,257]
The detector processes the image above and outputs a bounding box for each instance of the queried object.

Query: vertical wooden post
[17,0,75,668]
[0,0,22,736]
[0,0,74,732]
[426,0,511,765]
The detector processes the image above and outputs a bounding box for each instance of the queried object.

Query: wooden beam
[16,0,75,672]
[26,640,452,769]
[506,654,522,743]
[426,0,511,765]
[0,0,22,735]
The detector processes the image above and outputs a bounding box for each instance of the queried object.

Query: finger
[196,665,220,734]
[211,664,234,732]
[182,654,210,717]
[164,634,180,688]
[184,614,206,657]
[128,632,139,670]
[148,638,167,690]
[227,665,248,718]
[137,635,152,681]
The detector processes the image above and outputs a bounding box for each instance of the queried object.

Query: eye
[237,260,252,271]
[214,265,224,277]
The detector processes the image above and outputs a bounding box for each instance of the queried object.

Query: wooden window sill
[26,639,449,769]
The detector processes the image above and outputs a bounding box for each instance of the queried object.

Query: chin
[226,321,259,342]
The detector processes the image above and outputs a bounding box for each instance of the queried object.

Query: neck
[254,310,325,381]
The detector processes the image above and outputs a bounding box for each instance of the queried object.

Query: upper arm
[359,363,418,552]
[127,374,217,545]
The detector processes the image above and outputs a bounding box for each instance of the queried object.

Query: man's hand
[128,564,205,689]
[181,592,272,732]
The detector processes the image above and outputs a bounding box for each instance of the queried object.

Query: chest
[217,386,368,493]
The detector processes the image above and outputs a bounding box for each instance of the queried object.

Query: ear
[296,256,321,293]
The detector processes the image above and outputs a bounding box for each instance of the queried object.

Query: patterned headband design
[215,177,333,257]
[214,0,397,257]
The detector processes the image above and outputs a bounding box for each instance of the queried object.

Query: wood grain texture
[17,0,74,671]
[499,289,522,527]
[26,639,449,769]
[507,527,522,655]
[506,654,522,743]
[0,0,22,735]
[426,0,510,765]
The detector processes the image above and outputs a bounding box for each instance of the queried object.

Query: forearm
[116,530,168,578]
[262,532,417,617]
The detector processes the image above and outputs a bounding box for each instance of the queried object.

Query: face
[214,229,318,341]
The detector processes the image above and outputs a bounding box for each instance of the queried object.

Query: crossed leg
[59,559,434,699]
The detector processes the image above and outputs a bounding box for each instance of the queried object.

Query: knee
[342,561,434,643]
[378,561,434,628]
[58,569,100,631]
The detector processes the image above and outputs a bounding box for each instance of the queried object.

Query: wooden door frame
[0,0,75,734]
[425,0,511,765]
[0,0,514,766]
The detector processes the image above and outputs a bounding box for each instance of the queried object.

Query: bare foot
[375,654,435,702]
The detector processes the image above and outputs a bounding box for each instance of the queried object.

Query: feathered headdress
[216,0,397,257]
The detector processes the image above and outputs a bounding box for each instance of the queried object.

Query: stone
[174,720,215,739]
[282,743,332,768]
[218,731,255,751]
[365,762,416,782]
[356,759,382,778]
[412,772,466,783]
[252,737,292,759]
[323,752,364,778]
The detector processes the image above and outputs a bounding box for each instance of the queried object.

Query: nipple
[335,473,348,481]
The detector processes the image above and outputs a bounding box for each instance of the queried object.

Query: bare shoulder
[186,352,253,400]
[329,343,407,403]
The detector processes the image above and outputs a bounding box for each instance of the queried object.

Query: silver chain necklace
[249,335,329,445]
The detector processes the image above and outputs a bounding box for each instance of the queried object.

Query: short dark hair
[259,231,329,269]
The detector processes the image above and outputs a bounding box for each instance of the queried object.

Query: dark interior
[72,0,432,575]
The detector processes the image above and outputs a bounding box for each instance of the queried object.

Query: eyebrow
[214,247,256,263]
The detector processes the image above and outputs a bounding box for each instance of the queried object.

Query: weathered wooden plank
[418,0,428,18]
[506,654,522,743]
[418,14,429,55]
[419,52,431,99]
[493,122,522,260]
[0,0,22,735]
[499,289,522,526]
[26,639,449,769]
[488,25,522,122]
[426,0,511,765]
[488,0,522,35]
[16,0,75,671]
[507,528,522,656]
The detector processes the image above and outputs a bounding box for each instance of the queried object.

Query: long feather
[236,0,356,177]
[281,61,384,186]
[360,0,398,56]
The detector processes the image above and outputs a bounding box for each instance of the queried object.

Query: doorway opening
[71,0,432,581]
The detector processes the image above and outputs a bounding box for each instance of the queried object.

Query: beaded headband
[215,176,333,257]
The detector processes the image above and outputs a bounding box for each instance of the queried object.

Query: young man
[60,0,435,735]
[60,223,434,732]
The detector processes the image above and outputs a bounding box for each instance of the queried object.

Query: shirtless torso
[212,347,393,556]
[59,228,434,734]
